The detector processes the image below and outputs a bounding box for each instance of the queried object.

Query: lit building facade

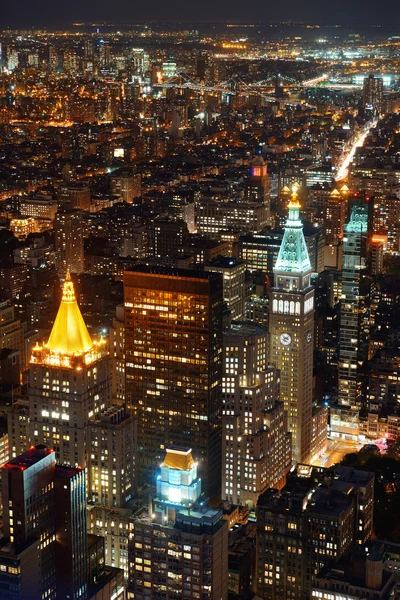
[338,205,369,409]
[244,155,271,227]
[27,272,111,468]
[324,188,347,246]
[363,74,384,114]
[222,322,291,507]
[1,445,87,600]
[256,465,374,600]
[55,209,84,275]
[197,198,268,237]
[124,266,223,500]
[127,447,228,600]
[205,257,246,320]
[268,191,315,464]
[88,405,135,507]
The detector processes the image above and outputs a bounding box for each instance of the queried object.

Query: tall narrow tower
[245,155,271,227]
[338,205,369,408]
[268,189,314,464]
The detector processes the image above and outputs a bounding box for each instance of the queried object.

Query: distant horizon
[1,20,400,33]
[1,0,399,31]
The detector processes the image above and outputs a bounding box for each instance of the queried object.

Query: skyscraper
[27,271,111,468]
[222,322,291,507]
[256,465,374,600]
[127,447,228,600]
[205,257,246,320]
[1,445,87,600]
[55,209,84,275]
[87,405,135,507]
[268,190,314,464]
[124,266,223,499]
[338,204,369,408]
[363,73,384,114]
[244,155,271,227]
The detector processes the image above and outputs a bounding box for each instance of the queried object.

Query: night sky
[1,0,399,29]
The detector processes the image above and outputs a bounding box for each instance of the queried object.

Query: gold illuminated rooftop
[31,271,107,369]
[47,270,93,355]
[288,185,300,209]
[162,447,195,471]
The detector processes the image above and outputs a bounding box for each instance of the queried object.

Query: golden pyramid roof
[47,271,93,355]
[162,448,195,471]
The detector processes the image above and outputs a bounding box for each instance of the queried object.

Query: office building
[124,266,223,500]
[268,190,315,464]
[88,405,135,507]
[99,41,111,70]
[0,445,87,600]
[87,535,125,600]
[205,257,246,319]
[363,74,384,114]
[312,550,398,600]
[109,304,125,404]
[0,299,26,372]
[239,232,270,273]
[55,209,84,275]
[197,198,268,237]
[127,447,228,600]
[111,173,141,203]
[222,322,291,507]
[58,183,91,211]
[324,188,347,246]
[256,464,374,600]
[87,504,132,581]
[19,197,58,221]
[27,271,111,468]
[244,155,271,226]
[338,205,369,409]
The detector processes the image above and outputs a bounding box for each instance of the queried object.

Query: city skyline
[0,15,400,600]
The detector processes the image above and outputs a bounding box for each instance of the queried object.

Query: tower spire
[47,272,93,355]
[274,185,311,276]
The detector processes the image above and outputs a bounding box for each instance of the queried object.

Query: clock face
[307,332,312,343]
[280,333,292,346]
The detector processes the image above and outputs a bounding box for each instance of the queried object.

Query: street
[312,437,363,468]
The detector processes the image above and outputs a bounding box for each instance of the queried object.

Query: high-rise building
[27,271,111,468]
[256,464,374,600]
[222,322,291,507]
[127,447,228,600]
[124,266,223,499]
[205,257,246,320]
[58,183,91,211]
[110,304,125,404]
[0,445,87,600]
[111,173,141,204]
[324,188,347,246]
[268,190,315,464]
[363,74,384,114]
[197,198,268,237]
[99,41,111,70]
[87,405,135,507]
[338,205,369,408]
[84,40,94,60]
[0,299,26,371]
[87,504,132,581]
[244,155,271,227]
[55,209,84,275]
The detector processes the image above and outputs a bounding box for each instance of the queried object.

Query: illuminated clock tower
[269,189,314,464]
